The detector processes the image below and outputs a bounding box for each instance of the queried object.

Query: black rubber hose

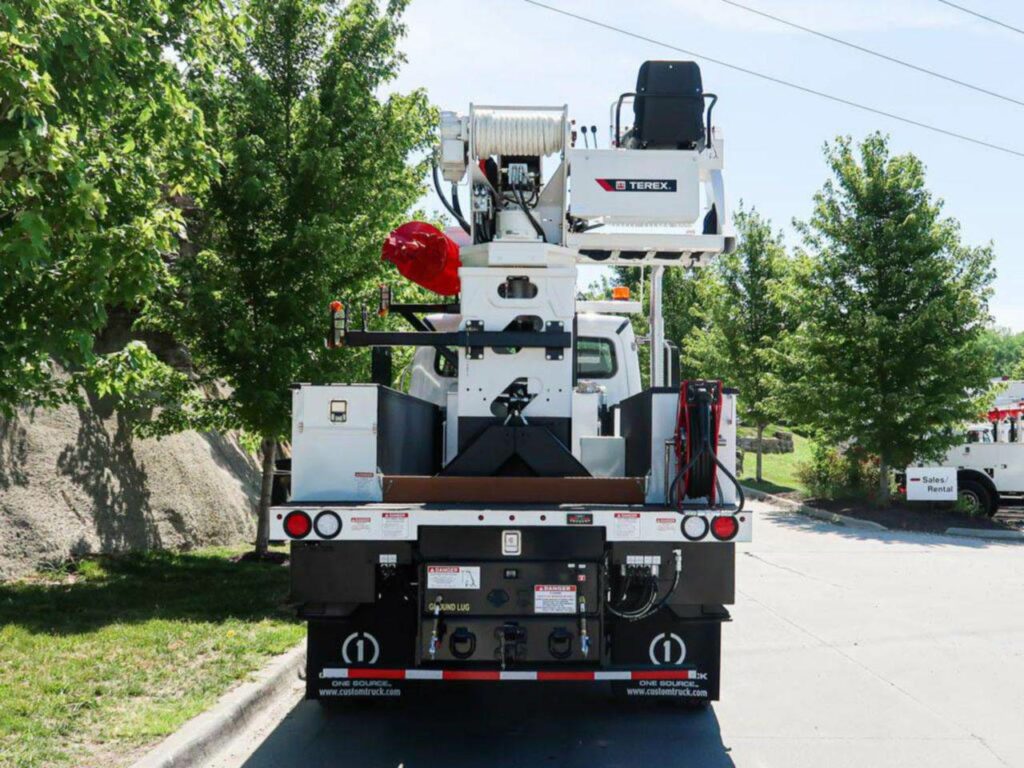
[431,161,471,234]
[514,186,547,242]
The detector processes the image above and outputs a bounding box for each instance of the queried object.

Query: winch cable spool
[670,380,745,513]
[471,109,565,158]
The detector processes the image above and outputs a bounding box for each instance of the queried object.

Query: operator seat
[628,60,706,150]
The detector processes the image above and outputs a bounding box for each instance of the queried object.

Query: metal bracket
[545,321,565,361]
[466,320,485,360]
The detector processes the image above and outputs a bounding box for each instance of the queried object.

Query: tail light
[681,515,710,541]
[284,510,312,539]
[710,515,739,541]
[313,510,342,539]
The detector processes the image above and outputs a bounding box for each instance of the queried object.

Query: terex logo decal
[597,178,677,192]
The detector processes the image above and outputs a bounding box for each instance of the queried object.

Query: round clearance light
[314,510,342,539]
[681,515,709,541]
[710,515,739,541]
[284,510,312,539]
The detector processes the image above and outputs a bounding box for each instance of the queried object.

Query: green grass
[0,547,303,768]
[738,424,813,496]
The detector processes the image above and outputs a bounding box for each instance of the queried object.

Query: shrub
[797,444,884,500]
[796,444,849,499]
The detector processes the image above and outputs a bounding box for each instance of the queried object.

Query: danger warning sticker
[426,565,480,590]
[381,512,409,538]
[613,512,641,539]
[534,584,577,614]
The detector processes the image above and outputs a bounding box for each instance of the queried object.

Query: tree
[0,0,225,415]
[977,326,1024,378]
[685,207,791,481]
[783,133,995,503]
[610,266,711,388]
[152,0,434,556]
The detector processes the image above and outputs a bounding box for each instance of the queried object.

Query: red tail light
[710,515,739,541]
[284,510,312,539]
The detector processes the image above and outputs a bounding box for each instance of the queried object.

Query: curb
[130,641,305,768]
[945,527,1024,542]
[742,485,889,531]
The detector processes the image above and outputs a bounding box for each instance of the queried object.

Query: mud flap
[307,605,417,701]
[608,615,722,702]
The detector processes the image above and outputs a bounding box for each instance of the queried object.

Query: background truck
[270,60,751,705]
[925,380,1024,515]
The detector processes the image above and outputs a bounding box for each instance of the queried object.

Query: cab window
[434,348,457,378]
[576,337,617,379]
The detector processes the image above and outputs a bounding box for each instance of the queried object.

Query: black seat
[631,61,705,150]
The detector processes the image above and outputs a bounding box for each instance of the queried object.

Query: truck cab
[409,311,642,408]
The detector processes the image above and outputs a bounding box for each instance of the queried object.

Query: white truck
[930,380,1024,515]
[270,61,750,705]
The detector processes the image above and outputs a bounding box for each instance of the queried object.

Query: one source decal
[596,178,677,192]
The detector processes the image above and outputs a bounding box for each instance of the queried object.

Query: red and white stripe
[321,668,698,681]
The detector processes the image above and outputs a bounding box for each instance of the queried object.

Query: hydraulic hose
[431,160,471,234]
[514,185,547,242]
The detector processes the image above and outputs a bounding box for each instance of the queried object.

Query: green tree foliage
[685,207,792,481]
[0,0,227,414]
[610,266,710,388]
[978,326,1024,378]
[151,0,434,554]
[782,134,995,503]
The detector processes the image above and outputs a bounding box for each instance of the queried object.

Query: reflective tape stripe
[324,668,696,681]
[405,669,443,680]
[443,670,501,681]
[349,668,405,680]
[536,671,595,681]
[633,670,693,680]
[594,671,632,680]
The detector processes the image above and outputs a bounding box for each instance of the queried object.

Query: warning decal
[349,516,372,533]
[426,565,481,590]
[613,512,641,539]
[381,512,409,538]
[534,584,577,614]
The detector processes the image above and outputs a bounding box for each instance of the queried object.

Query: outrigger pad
[440,424,591,478]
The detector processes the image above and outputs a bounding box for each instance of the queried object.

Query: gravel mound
[0,396,259,580]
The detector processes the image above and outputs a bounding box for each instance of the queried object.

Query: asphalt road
[212,500,1024,768]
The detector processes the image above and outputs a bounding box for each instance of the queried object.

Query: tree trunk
[755,423,765,483]
[878,456,890,506]
[255,437,277,557]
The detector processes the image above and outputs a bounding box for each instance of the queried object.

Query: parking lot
[212,500,1024,768]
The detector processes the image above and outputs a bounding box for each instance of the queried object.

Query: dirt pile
[0,396,259,580]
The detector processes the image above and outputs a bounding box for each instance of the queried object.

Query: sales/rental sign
[905,467,957,501]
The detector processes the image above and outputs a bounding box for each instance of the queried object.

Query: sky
[389,0,1024,330]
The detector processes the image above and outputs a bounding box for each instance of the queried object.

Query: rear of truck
[268,59,751,703]
[270,380,750,703]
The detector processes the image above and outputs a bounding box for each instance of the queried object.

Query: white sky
[390,0,1024,329]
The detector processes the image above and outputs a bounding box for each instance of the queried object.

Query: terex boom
[270,61,751,704]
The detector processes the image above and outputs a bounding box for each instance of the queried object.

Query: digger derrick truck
[270,61,751,704]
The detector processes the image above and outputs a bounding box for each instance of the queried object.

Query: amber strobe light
[611,285,631,300]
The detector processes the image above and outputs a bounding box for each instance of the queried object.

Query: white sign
[905,467,957,501]
[426,565,480,590]
[534,584,577,614]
